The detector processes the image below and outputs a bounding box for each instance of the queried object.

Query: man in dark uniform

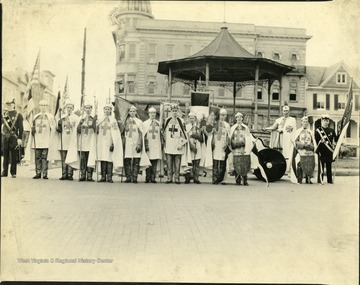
[1,99,23,178]
[315,114,337,184]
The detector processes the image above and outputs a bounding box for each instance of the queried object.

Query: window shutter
[334,94,339,110]
[346,122,351,138]
[326,94,330,110]
[355,95,359,111]
[313,93,317,109]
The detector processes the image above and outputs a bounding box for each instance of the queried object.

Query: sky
[3,0,360,110]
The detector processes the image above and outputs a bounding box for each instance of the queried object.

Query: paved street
[1,165,359,284]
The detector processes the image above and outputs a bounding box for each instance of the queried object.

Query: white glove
[17,139,23,146]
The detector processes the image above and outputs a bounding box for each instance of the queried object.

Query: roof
[306,66,326,86]
[189,26,254,58]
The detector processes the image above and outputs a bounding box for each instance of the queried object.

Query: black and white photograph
[1,0,359,284]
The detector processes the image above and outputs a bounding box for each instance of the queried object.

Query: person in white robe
[264,105,296,174]
[229,112,255,186]
[26,100,57,179]
[56,100,79,180]
[88,104,123,183]
[143,107,162,183]
[205,108,230,185]
[76,101,96,181]
[163,104,189,184]
[185,112,206,184]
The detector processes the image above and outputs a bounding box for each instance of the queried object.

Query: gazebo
[157,26,294,129]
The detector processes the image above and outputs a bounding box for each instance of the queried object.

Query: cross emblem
[101,121,111,136]
[63,119,72,134]
[169,125,178,138]
[149,121,159,139]
[36,121,47,134]
[81,121,91,135]
[127,120,136,138]
[217,122,226,140]
[234,129,244,141]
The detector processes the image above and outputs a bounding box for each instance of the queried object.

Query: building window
[257,88,262,100]
[147,75,156,94]
[118,44,125,62]
[127,74,136,93]
[148,44,156,63]
[183,84,190,95]
[116,74,125,94]
[257,52,264,58]
[129,43,136,60]
[335,94,346,110]
[184,45,192,57]
[289,80,297,101]
[315,94,325,109]
[290,53,299,61]
[218,86,225,97]
[273,52,281,60]
[336,72,347,84]
[166,45,174,60]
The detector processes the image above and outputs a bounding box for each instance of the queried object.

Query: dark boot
[132,158,140,183]
[98,161,106,182]
[151,160,157,183]
[86,168,94,182]
[184,172,191,184]
[145,167,151,183]
[243,175,249,186]
[236,175,242,185]
[296,162,303,184]
[124,158,132,183]
[212,160,219,184]
[193,159,201,184]
[107,162,113,183]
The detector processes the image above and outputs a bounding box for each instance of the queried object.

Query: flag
[62,76,69,107]
[23,51,40,120]
[333,80,353,160]
[22,88,35,121]
[114,97,148,122]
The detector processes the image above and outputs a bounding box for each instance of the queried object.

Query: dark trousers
[146,159,158,182]
[79,151,93,179]
[318,160,333,183]
[166,154,181,182]
[60,150,74,178]
[185,159,200,182]
[100,161,113,181]
[2,147,18,176]
[213,159,226,183]
[35,148,49,177]
[296,162,311,184]
[124,157,141,182]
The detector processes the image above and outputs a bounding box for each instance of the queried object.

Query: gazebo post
[267,79,272,125]
[279,75,283,115]
[168,66,172,101]
[194,80,197,91]
[254,64,259,130]
[205,62,209,89]
[233,82,236,115]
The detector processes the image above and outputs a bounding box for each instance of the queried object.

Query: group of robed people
[2,99,338,186]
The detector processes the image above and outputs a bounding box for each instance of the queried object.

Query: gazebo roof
[189,26,254,58]
[157,27,293,82]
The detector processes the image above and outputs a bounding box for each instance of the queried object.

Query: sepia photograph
[1,0,359,284]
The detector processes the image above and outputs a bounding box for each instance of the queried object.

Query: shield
[233,155,251,176]
[300,155,315,176]
[253,148,286,182]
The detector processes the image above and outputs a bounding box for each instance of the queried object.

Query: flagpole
[94,95,99,182]
[81,28,87,109]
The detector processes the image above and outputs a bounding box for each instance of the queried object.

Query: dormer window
[336,72,347,84]
[290,53,299,61]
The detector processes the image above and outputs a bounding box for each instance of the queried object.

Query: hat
[83,100,93,108]
[148,107,156,113]
[219,108,227,115]
[235,112,243,118]
[6,99,15,105]
[321,114,330,120]
[301,116,308,122]
[282,105,290,111]
[188,112,196,118]
[39,100,48,106]
[103,104,112,110]
[65,99,74,107]
[171,104,179,110]
[129,105,137,111]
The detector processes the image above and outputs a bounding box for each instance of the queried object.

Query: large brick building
[109,0,311,129]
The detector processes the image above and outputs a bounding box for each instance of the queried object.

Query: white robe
[143,118,162,160]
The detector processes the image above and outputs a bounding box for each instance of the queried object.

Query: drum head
[253,148,286,182]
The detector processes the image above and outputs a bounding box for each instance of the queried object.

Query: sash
[2,111,19,136]
[316,127,334,153]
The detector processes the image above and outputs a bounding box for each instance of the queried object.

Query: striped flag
[23,51,40,120]
[62,75,69,107]
[333,79,353,160]
[54,91,61,118]
[23,88,35,121]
